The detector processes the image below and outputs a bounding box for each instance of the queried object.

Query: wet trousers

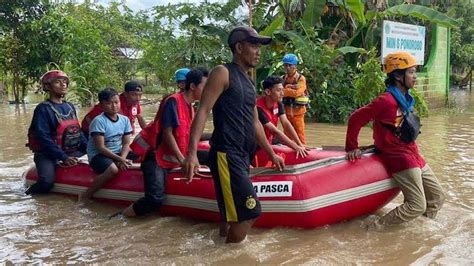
[379,164,445,225]
[26,152,56,194]
[132,152,167,216]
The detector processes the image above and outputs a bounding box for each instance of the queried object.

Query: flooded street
[0,90,473,264]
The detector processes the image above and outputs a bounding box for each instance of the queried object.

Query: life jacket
[81,104,103,136]
[81,94,140,136]
[130,93,193,169]
[256,96,279,144]
[119,93,140,132]
[282,73,310,106]
[28,101,82,154]
[129,94,171,162]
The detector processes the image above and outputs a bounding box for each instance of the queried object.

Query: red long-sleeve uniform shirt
[345,92,425,174]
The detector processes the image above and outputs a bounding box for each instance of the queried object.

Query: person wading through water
[182,26,285,243]
[345,51,445,230]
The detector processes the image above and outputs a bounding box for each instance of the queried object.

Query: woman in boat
[122,68,208,217]
[79,88,133,202]
[26,70,86,195]
[345,51,445,230]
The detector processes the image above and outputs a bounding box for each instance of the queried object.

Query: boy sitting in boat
[255,76,308,165]
[79,88,133,202]
[26,70,87,195]
[81,80,146,137]
[121,68,208,217]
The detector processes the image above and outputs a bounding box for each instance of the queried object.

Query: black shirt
[210,63,257,157]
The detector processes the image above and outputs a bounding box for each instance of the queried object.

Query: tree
[0,0,51,103]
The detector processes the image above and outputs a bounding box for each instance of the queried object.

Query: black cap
[228,26,272,47]
[124,80,143,92]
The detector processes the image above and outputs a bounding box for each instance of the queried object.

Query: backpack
[397,111,422,143]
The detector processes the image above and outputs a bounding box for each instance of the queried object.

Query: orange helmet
[383,51,417,74]
[41,70,69,85]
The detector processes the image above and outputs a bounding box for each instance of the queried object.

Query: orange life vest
[256,96,279,144]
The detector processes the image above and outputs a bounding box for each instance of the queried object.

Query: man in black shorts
[183,26,285,243]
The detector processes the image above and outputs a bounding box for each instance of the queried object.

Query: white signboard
[382,20,426,65]
[253,181,293,197]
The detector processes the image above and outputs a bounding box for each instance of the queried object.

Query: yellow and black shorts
[209,150,261,223]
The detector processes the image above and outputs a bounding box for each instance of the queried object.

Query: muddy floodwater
[0,90,473,264]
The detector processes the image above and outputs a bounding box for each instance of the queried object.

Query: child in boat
[81,80,146,137]
[345,51,444,230]
[255,76,308,165]
[121,68,208,217]
[79,88,133,202]
[26,70,87,195]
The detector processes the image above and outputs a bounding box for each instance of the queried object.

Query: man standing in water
[281,53,308,144]
[183,26,285,243]
[345,51,444,230]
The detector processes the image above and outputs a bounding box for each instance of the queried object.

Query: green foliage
[448,0,473,81]
[411,88,429,117]
[353,48,386,107]
[0,0,52,103]
[385,4,459,28]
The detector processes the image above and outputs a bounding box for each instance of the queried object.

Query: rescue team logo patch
[253,181,293,197]
[246,196,257,210]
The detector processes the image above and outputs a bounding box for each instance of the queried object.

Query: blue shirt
[156,98,180,146]
[87,113,133,159]
[29,100,87,161]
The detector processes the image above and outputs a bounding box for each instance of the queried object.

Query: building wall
[416,25,450,108]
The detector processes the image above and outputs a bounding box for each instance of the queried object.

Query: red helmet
[41,70,69,85]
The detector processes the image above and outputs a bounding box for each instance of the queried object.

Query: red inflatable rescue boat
[24,144,399,228]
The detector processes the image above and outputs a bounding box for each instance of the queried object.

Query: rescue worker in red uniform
[345,51,445,230]
[255,75,308,165]
[26,70,87,195]
[281,53,308,144]
[81,80,146,136]
[121,68,208,217]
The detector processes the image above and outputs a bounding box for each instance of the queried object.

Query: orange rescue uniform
[283,72,307,144]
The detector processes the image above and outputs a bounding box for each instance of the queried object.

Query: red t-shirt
[345,92,425,174]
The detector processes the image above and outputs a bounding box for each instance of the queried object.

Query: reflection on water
[0,91,473,263]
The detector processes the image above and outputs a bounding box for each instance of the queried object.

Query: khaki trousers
[379,164,445,225]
